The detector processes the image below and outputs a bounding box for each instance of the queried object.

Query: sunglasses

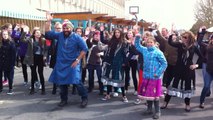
[182,36,188,39]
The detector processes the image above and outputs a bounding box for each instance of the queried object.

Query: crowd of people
[0,13,213,119]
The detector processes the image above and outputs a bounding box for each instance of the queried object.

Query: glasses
[182,36,188,39]
[56,28,62,29]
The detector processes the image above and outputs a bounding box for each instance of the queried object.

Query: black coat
[0,40,16,71]
[49,39,58,68]
[206,44,213,75]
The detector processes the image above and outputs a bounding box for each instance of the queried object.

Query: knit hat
[62,21,74,29]
[93,31,100,36]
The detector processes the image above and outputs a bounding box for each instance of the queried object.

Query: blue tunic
[45,31,88,85]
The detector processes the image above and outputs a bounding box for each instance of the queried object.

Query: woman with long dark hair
[101,29,129,102]
[0,30,16,94]
[161,31,202,112]
[123,29,139,95]
[20,27,47,95]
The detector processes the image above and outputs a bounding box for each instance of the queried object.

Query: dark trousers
[60,83,88,102]
[87,64,103,93]
[72,66,87,94]
[3,71,8,80]
[163,64,175,88]
[124,60,138,91]
[164,69,192,105]
[31,54,45,91]
[82,67,86,84]
[20,56,28,83]
[52,83,57,92]
[0,69,14,90]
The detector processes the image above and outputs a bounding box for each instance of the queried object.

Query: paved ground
[0,67,212,120]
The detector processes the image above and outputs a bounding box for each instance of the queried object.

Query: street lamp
[129,6,139,25]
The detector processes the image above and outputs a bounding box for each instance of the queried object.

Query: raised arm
[134,35,146,54]
[19,25,31,43]
[100,26,109,44]
[45,12,53,32]
[154,30,166,52]
[197,28,207,48]
[168,34,182,48]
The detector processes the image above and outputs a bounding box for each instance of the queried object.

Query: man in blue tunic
[45,15,88,108]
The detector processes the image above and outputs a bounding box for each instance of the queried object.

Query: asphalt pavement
[0,67,212,120]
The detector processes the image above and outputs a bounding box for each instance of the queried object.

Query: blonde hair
[143,31,152,38]
[147,36,156,43]
[54,22,62,28]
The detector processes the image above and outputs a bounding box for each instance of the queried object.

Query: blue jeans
[60,83,88,102]
[200,63,213,104]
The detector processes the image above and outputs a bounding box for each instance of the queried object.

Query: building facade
[29,0,125,18]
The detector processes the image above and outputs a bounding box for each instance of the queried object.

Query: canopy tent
[52,12,107,21]
[0,0,46,21]
[51,12,150,28]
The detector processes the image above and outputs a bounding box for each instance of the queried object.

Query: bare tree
[195,0,213,28]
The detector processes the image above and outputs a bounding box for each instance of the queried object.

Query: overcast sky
[127,0,198,30]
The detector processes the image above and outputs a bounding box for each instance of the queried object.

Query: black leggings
[31,54,45,91]
[124,60,138,91]
[20,56,28,83]
[0,70,14,90]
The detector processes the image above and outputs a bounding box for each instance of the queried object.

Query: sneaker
[39,85,42,90]
[58,101,68,107]
[34,81,40,89]
[14,66,19,70]
[163,90,167,94]
[117,88,122,93]
[199,103,204,109]
[134,99,141,105]
[113,92,119,97]
[3,80,8,86]
[133,91,138,96]
[80,98,88,108]
[152,112,161,119]
[122,96,128,103]
[7,89,14,95]
[23,82,28,86]
[101,95,111,101]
